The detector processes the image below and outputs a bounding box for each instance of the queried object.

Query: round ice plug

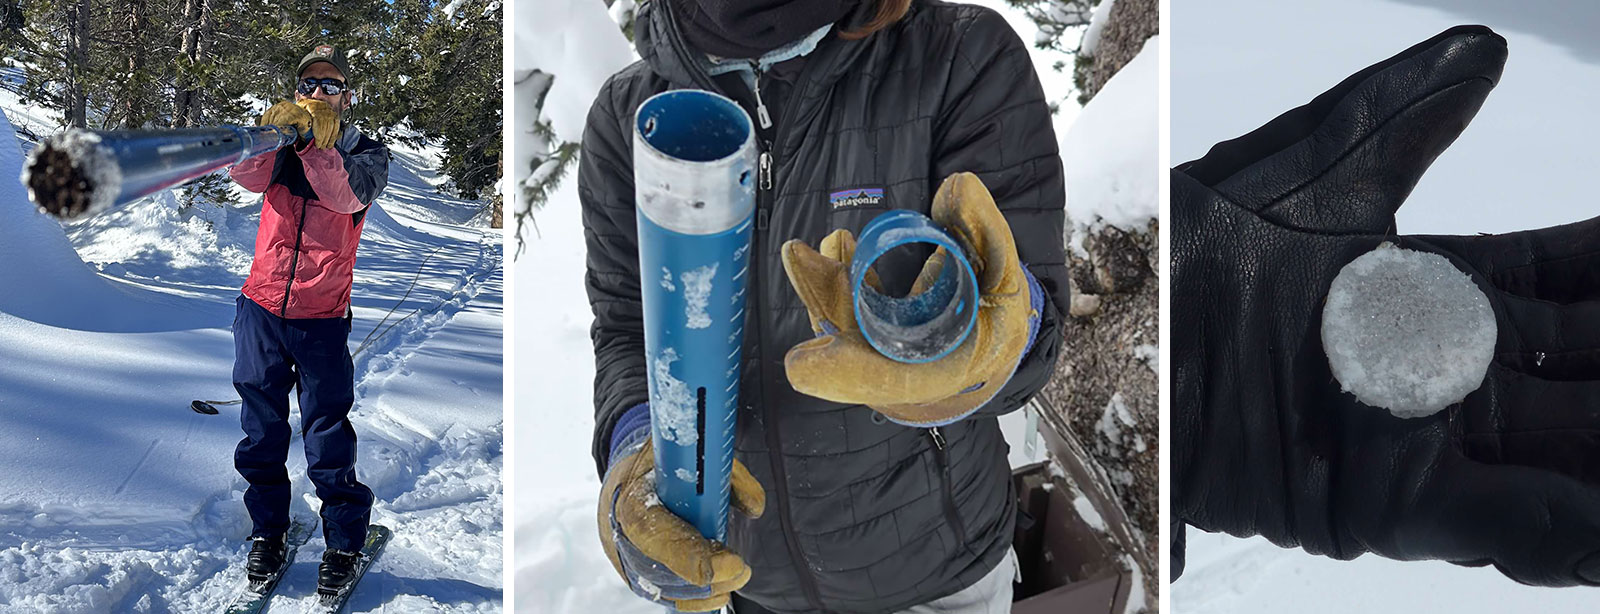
[1321,243,1497,418]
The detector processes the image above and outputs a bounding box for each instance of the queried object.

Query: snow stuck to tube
[650,347,698,445]
[1322,244,1496,418]
[1061,35,1158,255]
[680,263,717,330]
[22,128,123,221]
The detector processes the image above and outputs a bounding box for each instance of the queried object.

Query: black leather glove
[1173,25,1600,587]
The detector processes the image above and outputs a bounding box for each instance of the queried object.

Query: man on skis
[226,44,390,596]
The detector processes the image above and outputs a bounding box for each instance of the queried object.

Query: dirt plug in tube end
[21,124,300,221]
[22,129,122,221]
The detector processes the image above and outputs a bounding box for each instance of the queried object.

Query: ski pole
[21,124,306,221]
[632,90,755,604]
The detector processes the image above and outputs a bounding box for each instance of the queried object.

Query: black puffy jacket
[579,2,1067,612]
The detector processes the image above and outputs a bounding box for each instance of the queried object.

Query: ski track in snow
[0,100,503,613]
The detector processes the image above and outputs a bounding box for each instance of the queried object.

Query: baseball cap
[297,44,352,82]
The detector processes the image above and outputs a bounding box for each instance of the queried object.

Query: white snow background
[512,1,1153,613]
[1174,0,1600,611]
[0,65,504,612]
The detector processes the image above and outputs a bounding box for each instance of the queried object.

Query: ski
[224,515,319,614]
[192,399,233,415]
[308,524,392,614]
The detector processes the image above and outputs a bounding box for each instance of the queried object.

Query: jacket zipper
[929,427,973,554]
[279,199,311,317]
[668,17,827,604]
[744,60,825,611]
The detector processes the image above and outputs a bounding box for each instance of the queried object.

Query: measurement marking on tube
[695,387,707,496]
[157,144,185,154]
[725,380,738,393]
[733,266,748,281]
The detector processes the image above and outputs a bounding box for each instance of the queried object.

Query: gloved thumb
[928,172,1022,296]
[1394,450,1600,587]
[782,233,858,335]
[730,459,766,519]
[1179,25,1506,234]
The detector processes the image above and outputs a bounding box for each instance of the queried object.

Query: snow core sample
[633,89,755,543]
[1321,243,1497,418]
[851,209,979,363]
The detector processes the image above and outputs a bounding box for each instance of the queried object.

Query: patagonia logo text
[829,187,884,209]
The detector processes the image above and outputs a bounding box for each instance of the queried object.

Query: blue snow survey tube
[633,89,755,545]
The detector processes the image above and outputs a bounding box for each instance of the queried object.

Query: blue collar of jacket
[635,0,871,94]
[698,24,831,90]
[331,123,363,153]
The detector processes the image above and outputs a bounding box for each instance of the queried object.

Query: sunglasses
[297,77,347,96]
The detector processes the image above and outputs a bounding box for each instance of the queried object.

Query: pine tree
[514,1,635,250]
[7,0,502,206]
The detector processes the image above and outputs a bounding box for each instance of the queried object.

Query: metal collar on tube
[633,90,757,235]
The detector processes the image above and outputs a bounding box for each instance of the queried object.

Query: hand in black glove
[1173,25,1600,587]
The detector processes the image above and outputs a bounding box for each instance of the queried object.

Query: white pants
[892,548,1017,614]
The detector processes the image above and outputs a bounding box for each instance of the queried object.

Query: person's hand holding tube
[259,100,312,137]
[597,406,767,612]
[295,99,343,150]
[1173,25,1600,587]
[780,172,1041,427]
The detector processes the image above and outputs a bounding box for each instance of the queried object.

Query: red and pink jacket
[229,126,389,320]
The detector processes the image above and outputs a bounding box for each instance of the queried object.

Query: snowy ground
[512,2,1091,613]
[0,91,504,611]
[1174,0,1600,610]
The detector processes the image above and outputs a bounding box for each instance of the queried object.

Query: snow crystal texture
[649,348,698,445]
[1322,245,1496,418]
[680,263,717,330]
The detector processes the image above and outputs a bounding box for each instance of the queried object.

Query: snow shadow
[273,563,500,611]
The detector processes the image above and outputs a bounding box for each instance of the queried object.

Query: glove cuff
[607,403,652,471]
[1021,264,1045,357]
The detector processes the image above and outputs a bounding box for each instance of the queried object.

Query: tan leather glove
[598,437,766,612]
[295,99,343,149]
[259,100,312,137]
[781,172,1036,426]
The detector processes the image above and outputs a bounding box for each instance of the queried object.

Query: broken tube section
[852,209,980,363]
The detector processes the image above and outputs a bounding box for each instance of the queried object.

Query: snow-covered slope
[0,112,208,333]
[0,108,504,612]
[1174,0,1600,611]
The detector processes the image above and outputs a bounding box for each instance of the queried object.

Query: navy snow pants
[232,294,373,552]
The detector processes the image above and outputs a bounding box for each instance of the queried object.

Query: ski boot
[317,549,362,597]
[245,534,288,584]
